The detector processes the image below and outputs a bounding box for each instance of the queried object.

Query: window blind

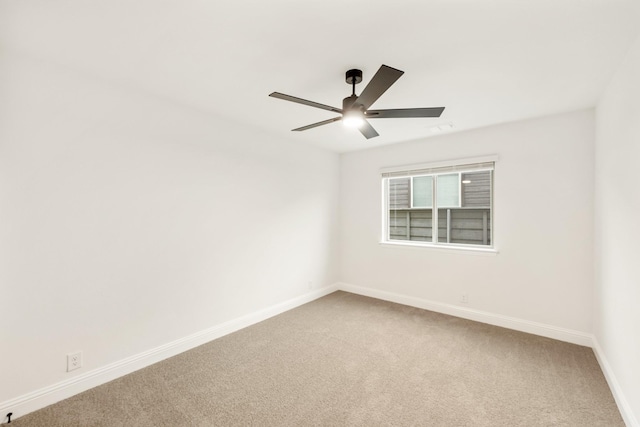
[381,161,494,178]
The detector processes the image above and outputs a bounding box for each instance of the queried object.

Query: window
[382,159,494,248]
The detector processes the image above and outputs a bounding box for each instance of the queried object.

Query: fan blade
[353,65,404,110]
[269,92,342,114]
[366,107,445,118]
[358,120,379,139]
[292,116,342,131]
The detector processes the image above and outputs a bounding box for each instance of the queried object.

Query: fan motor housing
[343,94,360,110]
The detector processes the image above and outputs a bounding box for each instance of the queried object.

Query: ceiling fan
[269,64,445,139]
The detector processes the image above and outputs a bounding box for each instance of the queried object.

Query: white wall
[0,53,340,403]
[594,34,640,424]
[339,110,595,333]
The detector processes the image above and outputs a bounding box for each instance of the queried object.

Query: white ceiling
[2,0,639,152]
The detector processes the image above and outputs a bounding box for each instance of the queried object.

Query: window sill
[379,240,499,256]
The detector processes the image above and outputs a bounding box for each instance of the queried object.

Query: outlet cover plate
[67,351,82,372]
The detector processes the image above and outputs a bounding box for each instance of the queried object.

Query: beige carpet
[10,291,623,426]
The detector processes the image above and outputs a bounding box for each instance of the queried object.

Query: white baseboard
[335,282,593,346]
[0,284,339,423]
[591,337,639,427]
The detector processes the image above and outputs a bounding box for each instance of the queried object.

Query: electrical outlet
[67,351,82,372]
[461,293,469,304]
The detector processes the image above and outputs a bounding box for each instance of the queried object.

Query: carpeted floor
[9,291,623,426]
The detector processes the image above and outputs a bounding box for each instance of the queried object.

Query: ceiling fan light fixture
[343,109,365,128]
[269,65,446,139]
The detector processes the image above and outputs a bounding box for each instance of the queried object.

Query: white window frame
[381,155,498,253]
